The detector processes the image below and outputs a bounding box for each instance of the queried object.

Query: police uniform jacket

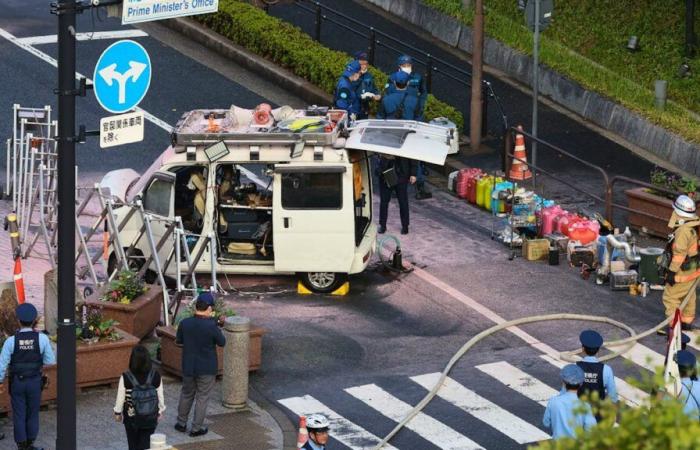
[376,89,419,121]
[0,327,55,382]
[334,75,360,116]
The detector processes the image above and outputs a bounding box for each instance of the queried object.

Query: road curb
[249,384,298,450]
[160,17,332,107]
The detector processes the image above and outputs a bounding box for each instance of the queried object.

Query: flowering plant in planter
[75,303,122,343]
[100,270,148,304]
[650,167,697,199]
[174,295,236,328]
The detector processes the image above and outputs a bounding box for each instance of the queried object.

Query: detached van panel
[272,165,355,273]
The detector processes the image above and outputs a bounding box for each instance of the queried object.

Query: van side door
[139,171,176,272]
[272,165,354,273]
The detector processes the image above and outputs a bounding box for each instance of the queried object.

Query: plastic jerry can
[447,171,459,192]
[476,176,491,208]
[492,181,512,213]
[560,215,584,237]
[567,220,599,245]
[553,212,576,234]
[540,205,564,236]
[467,176,479,204]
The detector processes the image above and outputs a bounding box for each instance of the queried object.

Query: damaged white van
[100,105,455,293]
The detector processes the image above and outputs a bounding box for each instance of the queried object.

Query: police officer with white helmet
[303,413,330,449]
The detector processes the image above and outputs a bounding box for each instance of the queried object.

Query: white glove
[361,92,375,99]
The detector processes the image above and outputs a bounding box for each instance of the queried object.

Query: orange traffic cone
[509,125,532,181]
[296,416,308,448]
[14,256,25,304]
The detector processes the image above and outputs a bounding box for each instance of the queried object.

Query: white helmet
[306,414,330,431]
[674,195,697,218]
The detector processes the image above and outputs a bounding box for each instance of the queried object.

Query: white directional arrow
[98,60,148,104]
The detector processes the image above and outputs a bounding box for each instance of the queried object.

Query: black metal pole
[686,0,696,57]
[56,0,77,448]
[425,54,433,94]
[314,3,322,42]
[368,28,376,65]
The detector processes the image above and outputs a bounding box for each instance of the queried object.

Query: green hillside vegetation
[424,0,700,143]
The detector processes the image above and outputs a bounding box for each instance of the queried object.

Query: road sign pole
[531,0,540,188]
[56,0,77,448]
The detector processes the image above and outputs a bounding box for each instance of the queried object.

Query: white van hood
[99,169,141,203]
[346,119,453,165]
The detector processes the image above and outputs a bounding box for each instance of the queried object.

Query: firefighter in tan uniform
[661,195,700,333]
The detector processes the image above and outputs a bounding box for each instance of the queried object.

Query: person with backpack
[0,303,55,450]
[113,345,165,450]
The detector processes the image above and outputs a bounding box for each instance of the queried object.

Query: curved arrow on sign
[98,60,148,104]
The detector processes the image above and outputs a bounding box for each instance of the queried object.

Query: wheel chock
[297,281,313,295]
[331,282,350,296]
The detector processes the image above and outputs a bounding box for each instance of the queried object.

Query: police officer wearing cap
[543,364,597,439]
[0,303,55,450]
[675,350,700,419]
[576,330,618,405]
[660,195,700,334]
[334,60,362,119]
[352,51,381,120]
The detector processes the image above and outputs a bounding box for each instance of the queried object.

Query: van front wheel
[299,272,348,294]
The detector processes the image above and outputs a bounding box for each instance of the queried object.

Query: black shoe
[378,225,386,234]
[657,327,669,336]
[189,427,209,437]
[26,443,43,450]
[401,227,409,235]
[415,190,433,200]
[174,423,188,433]
[682,323,696,331]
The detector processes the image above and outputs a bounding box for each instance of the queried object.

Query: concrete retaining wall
[364,0,700,175]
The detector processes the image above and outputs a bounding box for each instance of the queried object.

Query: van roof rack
[170,107,348,147]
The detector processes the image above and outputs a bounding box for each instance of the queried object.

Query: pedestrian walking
[0,303,56,450]
[352,51,381,120]
[333,60,362,120]
[576,330,618,404]
[543,364,597,439]
[174,292,226,437]
[395,54,431,200]
[675,350,700,419]
[303,414,330,450]
[113,345,166,450]
[658,195,700,335]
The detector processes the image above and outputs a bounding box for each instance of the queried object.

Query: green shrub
[195,0,464,129]
[423,0,700,144]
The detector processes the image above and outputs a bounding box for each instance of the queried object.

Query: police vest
[10,331,42,378]
[576,361,605,401]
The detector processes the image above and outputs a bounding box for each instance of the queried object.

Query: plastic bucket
[639,247,664,284]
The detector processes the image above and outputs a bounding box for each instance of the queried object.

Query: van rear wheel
[299,272,348,294]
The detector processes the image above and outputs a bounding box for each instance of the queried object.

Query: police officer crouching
[0,304,56,450]
[576,330,618,421]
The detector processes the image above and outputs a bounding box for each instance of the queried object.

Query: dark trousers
[10,375,41,443]
[379,180,409,229]
[177,375,216,432]
[124,418,155,450]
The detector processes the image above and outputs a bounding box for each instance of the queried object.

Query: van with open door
[100,105,456,293]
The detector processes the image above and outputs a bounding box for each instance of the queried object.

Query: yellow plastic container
[476,177,489,207]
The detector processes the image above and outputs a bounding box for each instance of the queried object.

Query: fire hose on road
[373,237,698,449]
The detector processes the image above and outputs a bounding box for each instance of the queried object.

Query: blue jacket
[0,328,55,382]
[406,72,427,120]
[376,88,419,120]
[176,316,226,377]
[334,76,360,116]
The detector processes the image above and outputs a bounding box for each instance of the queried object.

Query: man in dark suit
[174,292,226,437]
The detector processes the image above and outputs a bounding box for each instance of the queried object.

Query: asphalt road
[0,3,681,450]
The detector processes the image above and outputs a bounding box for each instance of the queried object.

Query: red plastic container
[467,176,479,203]
[539,205,564,236]
[560,215,584,237]
[568,220,600,245]
[455,168,481,200]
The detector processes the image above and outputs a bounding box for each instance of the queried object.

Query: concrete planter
[625,187,673,237]
[0,365,57,413]
[76,329,140,388]
[156,324,264,376]
[86,285,163,339]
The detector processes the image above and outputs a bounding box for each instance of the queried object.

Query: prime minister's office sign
[122,0,219,25]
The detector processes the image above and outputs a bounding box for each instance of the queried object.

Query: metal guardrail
[502,126,688,225]
[268,0,509,134]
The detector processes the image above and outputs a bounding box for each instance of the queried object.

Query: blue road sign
[93,40,151,114]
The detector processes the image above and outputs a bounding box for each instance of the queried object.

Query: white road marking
[607,342,666,372]
[345,384,483,450]
[681,330,700,351]
[411,373,550,444]
[0,26,173,134]
[540,355,648,407]
[476,361,558,407]
[15,29,149,46]
[278,395,398,450]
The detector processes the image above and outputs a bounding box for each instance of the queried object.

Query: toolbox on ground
[522,238,550,261]
[610,270,638,290]
[544,233,569,253]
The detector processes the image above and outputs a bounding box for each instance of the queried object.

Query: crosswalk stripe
[345,384,483,450]
[681,330,700,351]
[411,373,550,444]
[278,395,399,450]
[607,342,666,372]
[540,355,648,407]
[475,361,558,407]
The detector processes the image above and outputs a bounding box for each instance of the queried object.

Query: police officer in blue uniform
[352,51,381,120]
[395,55,432,200]
[543,364,597,439]
[576,330,618,404]
[675,350,700,419]
[0,304,56,450]
[333,60,362,119]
